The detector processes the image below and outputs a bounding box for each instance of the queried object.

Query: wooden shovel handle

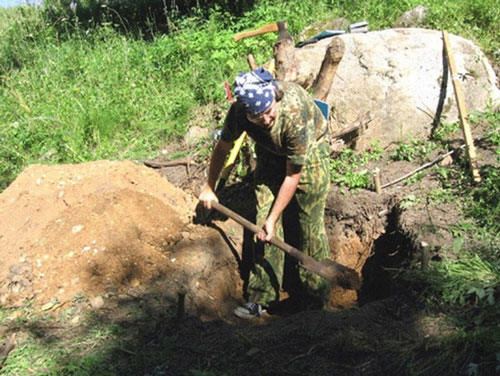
[211,201,359,287]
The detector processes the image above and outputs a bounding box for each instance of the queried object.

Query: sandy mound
[0,160,198,307]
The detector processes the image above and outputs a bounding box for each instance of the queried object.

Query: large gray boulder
[294,28,500,150]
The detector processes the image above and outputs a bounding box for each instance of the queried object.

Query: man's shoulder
[278,82,316,116]
[277,81,307,96]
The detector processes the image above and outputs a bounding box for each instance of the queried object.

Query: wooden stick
[442,31,481,183]
[247,54,257,70]
[313,37,345,101]
[381,145,465,189]
[372,168,382,194]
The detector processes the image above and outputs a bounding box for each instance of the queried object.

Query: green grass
[329,142,384,190]
[1,0,499,190]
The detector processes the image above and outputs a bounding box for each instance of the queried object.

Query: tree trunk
[273,21,297,81]
[313,37,345,101]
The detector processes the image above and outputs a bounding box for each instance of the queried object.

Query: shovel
[211,201,361,290]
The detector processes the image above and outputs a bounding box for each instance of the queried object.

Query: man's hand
[257,162,302,243]
[257,217,277,242]
[199,184,218,210]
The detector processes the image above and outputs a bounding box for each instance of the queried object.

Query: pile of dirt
[0,160,241,316]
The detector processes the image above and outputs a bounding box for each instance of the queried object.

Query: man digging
[199,68,332,319]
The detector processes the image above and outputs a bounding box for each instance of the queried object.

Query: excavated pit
[357,208,417,305]
[209,182,419,313]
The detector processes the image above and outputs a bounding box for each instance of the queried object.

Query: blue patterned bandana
[234,68,275,115]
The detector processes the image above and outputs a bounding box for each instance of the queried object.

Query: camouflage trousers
[246,141,332,307]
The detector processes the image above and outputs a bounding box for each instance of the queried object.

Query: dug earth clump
[0,160,243,319]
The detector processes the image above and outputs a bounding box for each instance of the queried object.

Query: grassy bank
[1,0,499,189]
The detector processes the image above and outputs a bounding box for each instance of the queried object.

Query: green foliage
[422,255,500,307]
[42,0,256,35]
[467,166,500,233]
[399,193,421,209]
[432,121,461,143]
[390,139,437,162]
[329,143,383,189]
[470,108,500,158]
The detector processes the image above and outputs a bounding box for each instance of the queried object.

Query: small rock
[41,301,55,311]
[71,277,80,285]
[439,155,453,167]
[82,246,91,252]
[58,190,65,198]
[180,231,190,239]
[246,347,260,356]
[184,126,210,147]
[394,5,428,28]
[71,315,80,324]
[90,296,105,309]
[7,311,24,321]
[72,225,84,234]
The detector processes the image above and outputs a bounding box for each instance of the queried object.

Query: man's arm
[199,139,233,209]
[259,162,302,242]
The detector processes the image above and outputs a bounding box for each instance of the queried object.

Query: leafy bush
[42,0,257,35]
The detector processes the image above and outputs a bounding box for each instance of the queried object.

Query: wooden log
[143,157,192,169]
[273,21,297,81]
[313,37,345,101]
[442,30,481,183]
[372,168,382,195]
[330,125,359,140]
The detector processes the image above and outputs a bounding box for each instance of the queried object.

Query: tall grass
[0,0,499,190]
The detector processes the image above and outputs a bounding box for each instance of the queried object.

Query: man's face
[246,100,277,128]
